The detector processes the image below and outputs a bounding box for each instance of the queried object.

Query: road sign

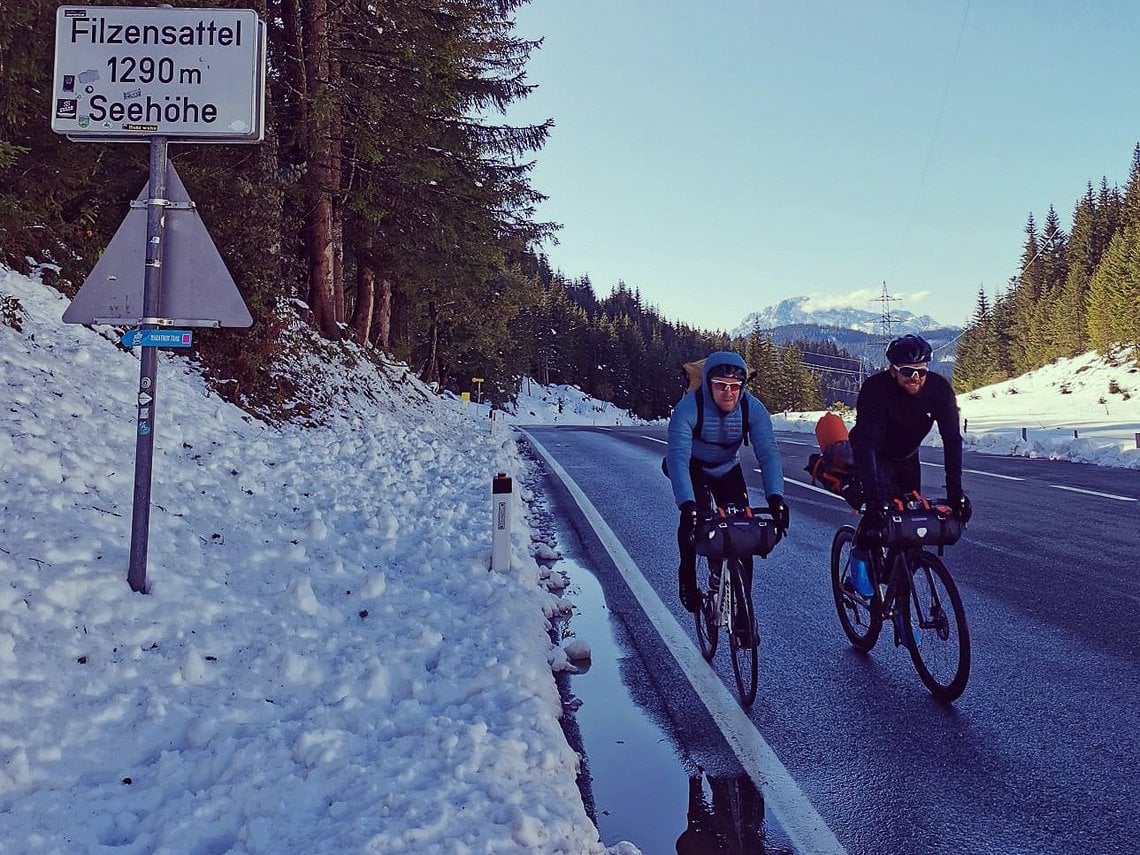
[52,6,265,142]
[120,329,193,348]
[63,159,252,327]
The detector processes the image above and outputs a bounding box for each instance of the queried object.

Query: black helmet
[708,363,747,381]
[886,334,932,366]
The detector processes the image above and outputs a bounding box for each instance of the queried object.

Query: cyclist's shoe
[679,571,701,613]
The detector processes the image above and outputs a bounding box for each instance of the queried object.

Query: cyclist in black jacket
[849,334,971,543]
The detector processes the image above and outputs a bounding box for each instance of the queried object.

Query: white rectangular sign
[52,6,264,142]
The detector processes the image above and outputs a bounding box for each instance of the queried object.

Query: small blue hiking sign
[121,329,193,348]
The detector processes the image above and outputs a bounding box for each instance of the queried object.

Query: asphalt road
[522,424,1140,855]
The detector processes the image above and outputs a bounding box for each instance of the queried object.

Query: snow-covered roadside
[0,265,639,853]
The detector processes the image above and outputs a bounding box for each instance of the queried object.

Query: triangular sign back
[63,161,253,327]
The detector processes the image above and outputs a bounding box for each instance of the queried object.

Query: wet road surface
[522,425,1140,855]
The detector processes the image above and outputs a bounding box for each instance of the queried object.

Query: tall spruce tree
[1052,187,1096,358]
[1009,213,1044,373]
[953,287,1006,392]
[1088,146,1140,352]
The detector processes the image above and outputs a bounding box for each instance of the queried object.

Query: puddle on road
[554,555,690,851]
[553,555,797,854]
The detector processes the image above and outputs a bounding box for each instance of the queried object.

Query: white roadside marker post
[491,473,512,571]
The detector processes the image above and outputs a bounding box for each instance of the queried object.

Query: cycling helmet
[708,364,747,381]
[886,334,932,366]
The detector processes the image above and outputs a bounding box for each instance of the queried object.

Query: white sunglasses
[710,379,744,392]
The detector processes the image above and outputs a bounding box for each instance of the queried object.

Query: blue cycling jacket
[666,351,785,507]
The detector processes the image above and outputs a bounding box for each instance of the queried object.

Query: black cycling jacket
[849,369,963,505]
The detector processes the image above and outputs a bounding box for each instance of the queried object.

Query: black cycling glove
[767,494,789,532]
[678,500,699,546]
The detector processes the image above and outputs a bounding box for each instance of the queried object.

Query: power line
[887,0,972,285]
[801,363,865,378]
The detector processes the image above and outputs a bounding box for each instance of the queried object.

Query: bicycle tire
[830,525,882,652]
[694,555,719,662]
[902,550,971,702]
[728,560,758,708]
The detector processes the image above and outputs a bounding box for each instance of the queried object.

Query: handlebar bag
[885,506,963,548]
[694,510,781,559]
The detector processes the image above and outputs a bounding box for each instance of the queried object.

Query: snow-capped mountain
[731,296,947,338]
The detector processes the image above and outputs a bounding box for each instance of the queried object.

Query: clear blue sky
[507,0,1140,332]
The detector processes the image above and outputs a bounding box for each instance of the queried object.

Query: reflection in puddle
[679,773,794,855]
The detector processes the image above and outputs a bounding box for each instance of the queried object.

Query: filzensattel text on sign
[65,16,246,48]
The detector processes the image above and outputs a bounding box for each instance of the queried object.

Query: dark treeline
[954,145,1140,392]
[0,0,826,419]
[512,271,825,419]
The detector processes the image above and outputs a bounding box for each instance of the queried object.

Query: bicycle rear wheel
[830,525,882,652]
[694,555,719,662]
[728,561,758,708]
[902,550,971,702]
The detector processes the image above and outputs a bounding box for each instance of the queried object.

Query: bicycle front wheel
[728,561,758,708]
[694,555,720,662]
[902,550,971,702]
[830,525,882,652]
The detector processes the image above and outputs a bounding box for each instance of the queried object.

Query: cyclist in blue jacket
[666,351,787,615]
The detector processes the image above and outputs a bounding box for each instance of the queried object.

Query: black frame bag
[693,509,782,560]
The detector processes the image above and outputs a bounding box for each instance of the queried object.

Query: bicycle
[830,494,971,702]
[693,505,783,707]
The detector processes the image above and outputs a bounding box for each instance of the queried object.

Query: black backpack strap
[694,386,704,439]
[741,393,750,447]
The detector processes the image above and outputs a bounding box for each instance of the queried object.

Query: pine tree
[952,288,1007,392]
[1052,187,1096,357]
[1009,213,1044,373]
[1088,146,1140,351]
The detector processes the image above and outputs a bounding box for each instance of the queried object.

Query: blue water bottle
[850,548,874,597]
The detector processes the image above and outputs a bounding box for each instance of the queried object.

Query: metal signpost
[54,5,265,593]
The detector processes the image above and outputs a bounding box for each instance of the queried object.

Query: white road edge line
[963,468,1023,481]
[525,431,847,855]
[778,475,848,501]
[1051,484,1137,502]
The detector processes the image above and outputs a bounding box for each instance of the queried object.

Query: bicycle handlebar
[700,505,779,521]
